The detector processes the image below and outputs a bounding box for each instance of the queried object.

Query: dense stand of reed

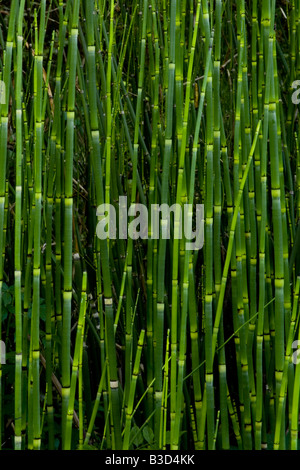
[0,0,299,450]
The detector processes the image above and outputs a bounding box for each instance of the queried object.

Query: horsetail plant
[0,0,299,452]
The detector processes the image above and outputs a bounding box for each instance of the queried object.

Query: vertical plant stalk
[156,0,176,447]
[62,0,80,448]
[255,33,273,450]
[171,0,204,450]
[123,329,145,449]
[212,0,230,450]
[290,277,300,449]
[0,0,18,448]
[145,0,160,425]
[14,0,25,450]
[64,271,87,449]
[269,33,286,449]
[124,0,148,448]
[204,61,214,451]
[30,4,46,449]
[44,32,56,450]
[274,276,300,449]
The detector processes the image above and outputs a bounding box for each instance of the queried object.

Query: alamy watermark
[0,341,5,365]
[96,197,204,251]
[292,341,300,365]
[292,80,300,104]
[0,80,5,104]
